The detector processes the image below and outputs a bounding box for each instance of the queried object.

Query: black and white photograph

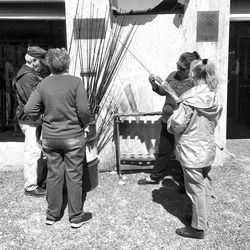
[0,0,249,249]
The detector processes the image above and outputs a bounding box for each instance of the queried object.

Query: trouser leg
[182,166,211,231]
[19,123,41,191]
[64,144,86,223]
[203,167,212,223]
[150,123,175,181]
[43,148,65,221]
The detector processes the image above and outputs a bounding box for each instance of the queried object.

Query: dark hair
[47,48,70,74]
[193,51,201,60]
[177,51,201,70]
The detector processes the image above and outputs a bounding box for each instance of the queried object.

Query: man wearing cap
[13,46,48,197]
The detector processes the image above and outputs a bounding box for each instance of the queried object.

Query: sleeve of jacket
[76,80,91,127]
[24,87,43,121]
[167,103,193,135]
[22,73,40,99]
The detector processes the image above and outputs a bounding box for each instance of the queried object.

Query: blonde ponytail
[190,59,219,92]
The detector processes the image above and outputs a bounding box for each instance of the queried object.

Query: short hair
[190,59,219,92]
[47,48,70,74]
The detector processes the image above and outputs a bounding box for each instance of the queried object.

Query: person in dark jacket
[138,51,201,191]
[13,46,48,197]
[25,48,92,228]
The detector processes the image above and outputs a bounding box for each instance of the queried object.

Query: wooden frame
[114,112,162,178]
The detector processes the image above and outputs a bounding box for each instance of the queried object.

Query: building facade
[0,0,249,169]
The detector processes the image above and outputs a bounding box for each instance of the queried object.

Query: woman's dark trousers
[150,122,184,185]
[42,135,86,223]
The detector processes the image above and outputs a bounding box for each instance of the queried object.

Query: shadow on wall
[111,0,190,27]
[173,14,183,28]
[112,13,184,27]
[117,116,161,153]
[112,14,157,26]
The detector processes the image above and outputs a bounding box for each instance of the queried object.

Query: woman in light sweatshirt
[167,59,223,239]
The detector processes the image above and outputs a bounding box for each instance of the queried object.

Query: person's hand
[149,74,158,89]
[149,74,156,84]
[154,76,163,84]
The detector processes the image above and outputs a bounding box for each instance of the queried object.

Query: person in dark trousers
[167,58,222,239]
[13,46,48,197]
[25,48,92,228]
[138,51,201,192]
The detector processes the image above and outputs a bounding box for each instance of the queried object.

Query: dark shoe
[71,212,93,229]
[176,226,205,239]
[24,187,46,197]
[138,177,160,185]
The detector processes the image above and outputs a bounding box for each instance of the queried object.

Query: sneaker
[138,177,160,185]
[45,218,55,226]
[176,226,205,239]
[24,187,46,197]
[71,212,93,229]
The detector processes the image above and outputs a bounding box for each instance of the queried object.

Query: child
[167,59,223,239]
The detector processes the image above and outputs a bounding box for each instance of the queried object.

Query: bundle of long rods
[73,4,137,152]
[96,83,126,153]
[76,4,137,115]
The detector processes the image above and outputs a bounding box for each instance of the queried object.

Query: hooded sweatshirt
[167,84,223,168]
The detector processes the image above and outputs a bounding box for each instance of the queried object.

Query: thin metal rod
[117,36,151,74]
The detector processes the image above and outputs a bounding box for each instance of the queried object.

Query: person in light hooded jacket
[167,58,223,239]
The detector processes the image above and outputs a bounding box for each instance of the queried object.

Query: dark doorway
[227,21,250,139]
[0,19,66,131]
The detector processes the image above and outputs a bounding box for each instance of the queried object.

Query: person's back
[25,48,92,228]
[171,83,222,167]
[35,74,90,139]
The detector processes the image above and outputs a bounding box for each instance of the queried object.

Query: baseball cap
[27,46,48,65]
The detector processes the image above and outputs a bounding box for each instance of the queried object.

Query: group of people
[13,46,222,237]
[14,46,92,229]
[139,51,222,239]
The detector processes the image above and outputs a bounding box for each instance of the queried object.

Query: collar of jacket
[177,84,219,109]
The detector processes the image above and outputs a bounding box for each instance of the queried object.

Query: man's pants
[42,135,87,223]
[182,166,212,231]
[150,122,184,184]
[19,123,41,191]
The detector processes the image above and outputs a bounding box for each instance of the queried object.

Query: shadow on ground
[0,128,24,142]
[152,178,192,227]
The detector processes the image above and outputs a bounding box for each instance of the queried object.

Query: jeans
[182,166,212,231]
[19,123,41,191]
[42,135,87,223]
